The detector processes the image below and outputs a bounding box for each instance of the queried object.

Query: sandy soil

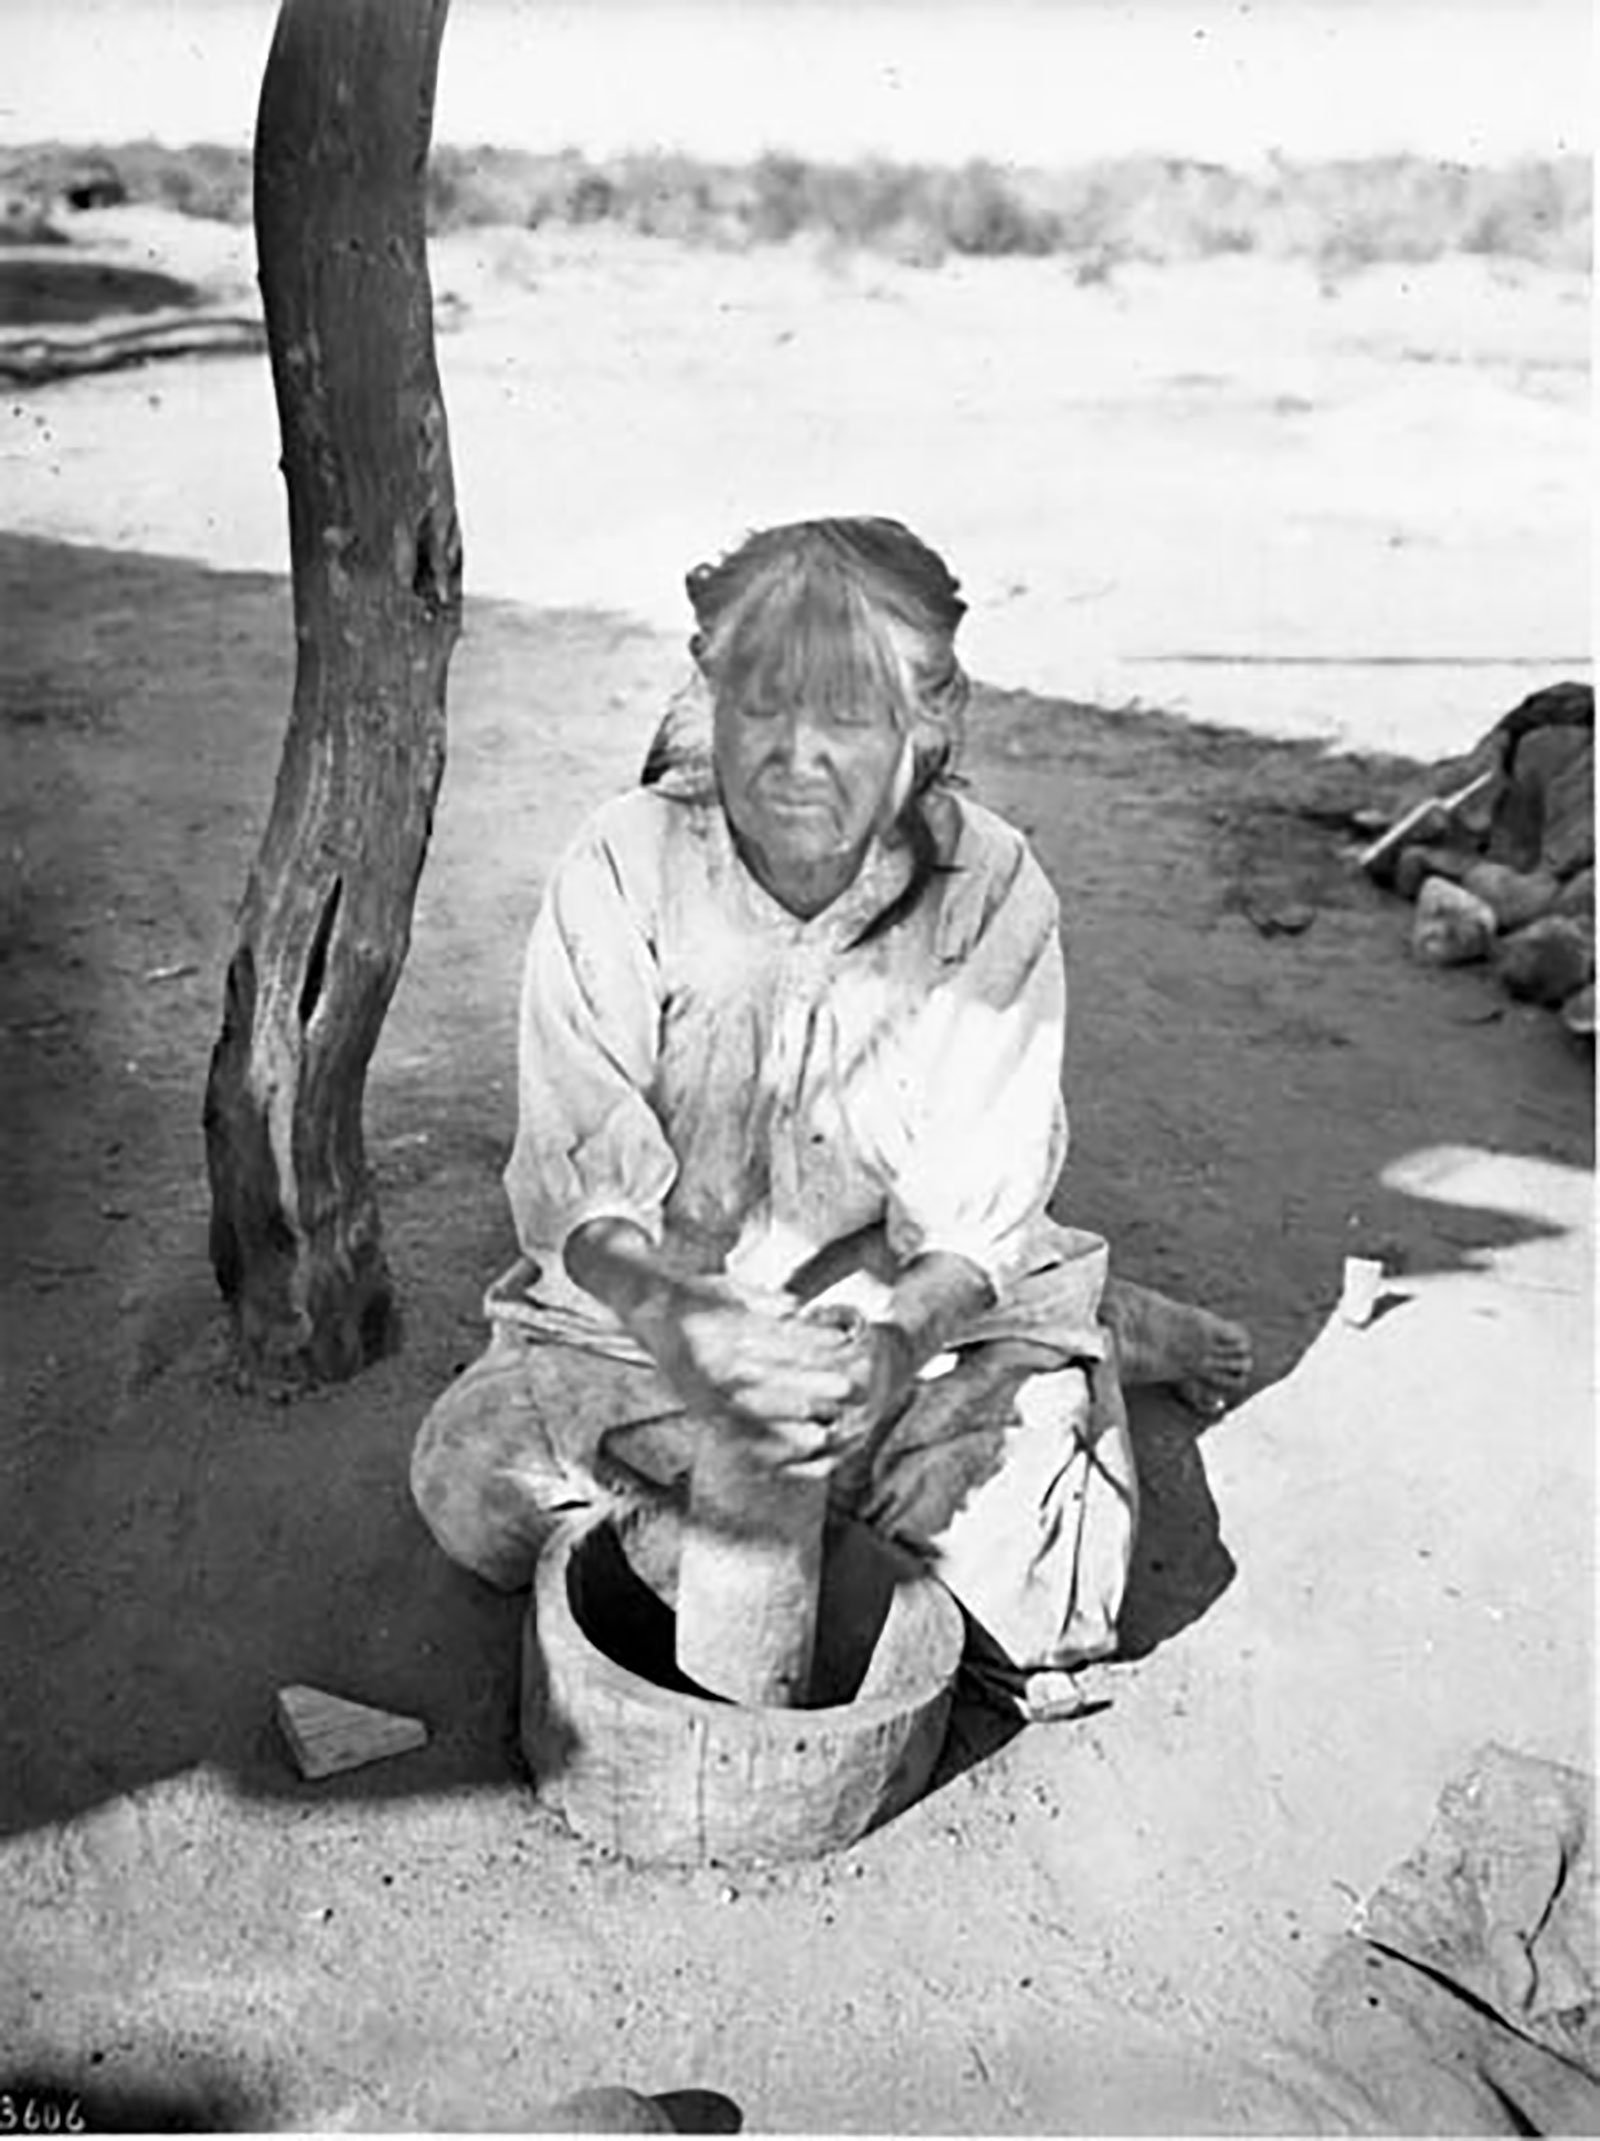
[2,207,1590,755]
[0,213,1593,2133]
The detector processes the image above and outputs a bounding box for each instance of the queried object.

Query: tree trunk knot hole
[298,876,343,1029]
[413,508,462,615]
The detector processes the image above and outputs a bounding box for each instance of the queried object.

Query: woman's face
[712,686,905,900]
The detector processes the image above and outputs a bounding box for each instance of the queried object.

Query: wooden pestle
[674,1429,828,1707]
[673,1306,858,1708]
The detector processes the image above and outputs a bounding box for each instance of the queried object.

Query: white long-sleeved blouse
[502,780,1106,1356]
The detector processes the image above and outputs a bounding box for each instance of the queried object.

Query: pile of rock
[1361,682,1594,1041]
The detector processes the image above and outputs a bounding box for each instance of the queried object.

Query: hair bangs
[708,554,913,729]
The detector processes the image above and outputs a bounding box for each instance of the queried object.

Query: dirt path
[0,529,1590,2131]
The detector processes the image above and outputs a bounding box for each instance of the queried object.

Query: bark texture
[204,0,462,1383]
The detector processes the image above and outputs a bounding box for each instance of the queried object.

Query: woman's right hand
[564,1218,858,1449]
[638,1274,860,1433]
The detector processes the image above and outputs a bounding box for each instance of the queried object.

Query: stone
[1412,878,1496,967]
[1553,866,1594,922]
[1376,684,1590,892]
[1243,895,1317,937]
[1461,861,1561,933]
[1493,917,1596,1008]
[1562,985,1595,1040]
[1526,727,1594,879]
[1394,844,1474,902]
[1488,714,1594,878]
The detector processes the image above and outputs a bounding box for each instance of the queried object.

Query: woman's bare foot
[1101,1279,1254,1416]
[1169,1308,1254,1416]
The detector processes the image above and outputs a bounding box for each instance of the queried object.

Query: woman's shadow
[1116,1387,1236,1661]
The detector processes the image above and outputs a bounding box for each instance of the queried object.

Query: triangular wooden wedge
[275,1684,428,1780]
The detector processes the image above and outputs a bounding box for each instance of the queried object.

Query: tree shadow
[1,1271,536,1838]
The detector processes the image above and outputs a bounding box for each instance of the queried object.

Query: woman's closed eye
[737,698,877,731]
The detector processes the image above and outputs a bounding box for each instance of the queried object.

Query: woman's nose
[776,707,828,774]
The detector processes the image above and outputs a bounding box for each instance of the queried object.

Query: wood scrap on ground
[0,307,267,385]
[1354,769,1498,877]
[275,1684,428,1781]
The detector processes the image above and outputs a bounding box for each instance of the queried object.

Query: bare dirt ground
[0,215,1593,2133]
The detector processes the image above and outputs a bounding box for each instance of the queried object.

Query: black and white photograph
[1,0,1593,2130]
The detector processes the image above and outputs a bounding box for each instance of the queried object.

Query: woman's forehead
[713,567,909,710]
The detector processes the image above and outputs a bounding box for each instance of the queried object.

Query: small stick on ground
[1356,770,1497,878]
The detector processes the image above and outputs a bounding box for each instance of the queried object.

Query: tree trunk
[204,0,462,1384]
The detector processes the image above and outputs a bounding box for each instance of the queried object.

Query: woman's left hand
[782,1311,918,1471]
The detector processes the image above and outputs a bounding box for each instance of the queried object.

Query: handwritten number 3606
[0,2099,87,2135]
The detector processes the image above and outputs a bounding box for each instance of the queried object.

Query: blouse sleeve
[502,804,679,1256]
[879,835,1069,1298]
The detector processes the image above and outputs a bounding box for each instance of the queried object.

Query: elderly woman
[412,517,1249,1713]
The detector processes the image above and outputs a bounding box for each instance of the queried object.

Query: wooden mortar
[522,1514,964,1864]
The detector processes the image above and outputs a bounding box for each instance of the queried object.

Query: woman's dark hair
[683,517,971,946]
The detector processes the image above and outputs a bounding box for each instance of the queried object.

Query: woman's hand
[806,1309,918,1437]
[565,1219,978,1479]
[641,1277,864,1432]
[563,1220,865,1461]
[707,1309,918,1481]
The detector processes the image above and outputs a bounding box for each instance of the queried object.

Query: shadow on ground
[0,2067,265,2134]
[1116,1390,1237,1660]
[0,257,202,328]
